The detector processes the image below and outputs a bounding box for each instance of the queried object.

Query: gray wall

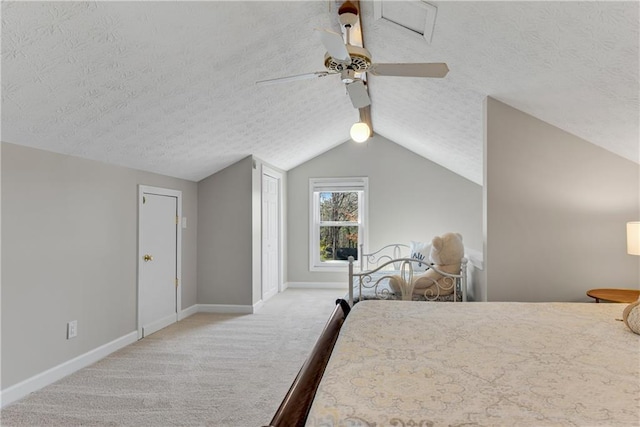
[485,97,640,302]
[1,142,198,389]
[287,135,483,284]
[197,156,253,306]
[197,155,286,306]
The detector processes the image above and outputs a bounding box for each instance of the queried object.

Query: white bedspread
[306,300,640,426]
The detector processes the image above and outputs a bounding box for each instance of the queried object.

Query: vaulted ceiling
[2,1,638,184]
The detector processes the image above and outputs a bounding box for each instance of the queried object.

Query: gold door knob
[143,254,153,262]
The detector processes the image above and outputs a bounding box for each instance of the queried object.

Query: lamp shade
[628,222,640,255]
[350,122,370,143]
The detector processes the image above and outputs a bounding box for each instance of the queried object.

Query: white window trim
[309,177,368,272]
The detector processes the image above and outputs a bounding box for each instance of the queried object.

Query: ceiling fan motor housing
[324,45,372,73]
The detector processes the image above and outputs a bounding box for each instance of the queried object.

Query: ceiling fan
[256,0,449,112]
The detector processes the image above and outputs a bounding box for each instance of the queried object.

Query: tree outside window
[309,177,368,271]
[319,192,359,262]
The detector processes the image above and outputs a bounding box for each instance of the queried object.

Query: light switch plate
[67,320,78,339]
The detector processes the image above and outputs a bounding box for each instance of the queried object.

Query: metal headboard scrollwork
[348,255,468,307]
[359,243,409,271]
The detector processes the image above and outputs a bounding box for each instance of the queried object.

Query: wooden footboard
[264,299,351,427]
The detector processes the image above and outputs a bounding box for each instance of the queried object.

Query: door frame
[261,166,284,298]
[137,185,182,339]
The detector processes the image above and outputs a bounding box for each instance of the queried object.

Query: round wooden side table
[586,288,640,303]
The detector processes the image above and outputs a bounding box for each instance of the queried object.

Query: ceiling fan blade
[256,71,335,86]
[318,29,352,65]
[346,80,371,109]
[368,63,449,78]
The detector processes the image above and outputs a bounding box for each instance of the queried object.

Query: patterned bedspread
[306,300,640,426]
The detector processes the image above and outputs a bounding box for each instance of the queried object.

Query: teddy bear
[389,232,464,299]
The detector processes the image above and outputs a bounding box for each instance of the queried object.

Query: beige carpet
[1,288,345,426]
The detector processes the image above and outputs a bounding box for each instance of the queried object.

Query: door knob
[143,254,153,262]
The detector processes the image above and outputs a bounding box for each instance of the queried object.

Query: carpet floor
[1,288,345,426]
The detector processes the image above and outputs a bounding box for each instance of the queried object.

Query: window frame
[309,177,368,272]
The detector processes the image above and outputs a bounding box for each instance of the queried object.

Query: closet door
[138,186,181,338]
[262,168,281,301]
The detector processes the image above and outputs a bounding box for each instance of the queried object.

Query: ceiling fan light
[350,122,370,143]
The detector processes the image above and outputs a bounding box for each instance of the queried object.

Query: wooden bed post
[264,299,350,427]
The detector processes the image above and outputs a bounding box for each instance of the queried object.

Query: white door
[262,170,280,301]
[139,187,181,338]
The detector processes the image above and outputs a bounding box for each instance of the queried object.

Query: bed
[266,299,639,426]
[347,243,469,306]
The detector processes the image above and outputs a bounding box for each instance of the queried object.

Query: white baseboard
[195,300,264,314]
[1,331,138,408]
[197,303,254,314]
[252,300,264,313]
[262,287,278,302]
[286,282,348,290]
[142,313,177,337]
[178,304,199,320]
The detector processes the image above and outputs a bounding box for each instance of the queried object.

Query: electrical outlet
[67,320,78,339]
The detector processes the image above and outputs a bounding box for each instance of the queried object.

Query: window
[309,177,368,271]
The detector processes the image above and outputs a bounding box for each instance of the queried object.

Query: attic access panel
[373,0,437,43]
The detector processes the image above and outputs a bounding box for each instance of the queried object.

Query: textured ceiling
[2,1,638,184]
